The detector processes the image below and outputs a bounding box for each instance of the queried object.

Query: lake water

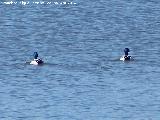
[0,0,160,119]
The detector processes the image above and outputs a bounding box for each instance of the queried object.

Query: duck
[120,48,132,61]
[30,52,44,65]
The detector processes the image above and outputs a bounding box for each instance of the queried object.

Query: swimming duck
[30,52,44,65]
[120,48,132,61]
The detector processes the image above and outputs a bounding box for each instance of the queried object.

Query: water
[0,0,160,119]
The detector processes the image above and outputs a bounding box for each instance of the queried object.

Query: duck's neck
[124,52,129,56]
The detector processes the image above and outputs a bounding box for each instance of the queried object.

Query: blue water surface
[0,0,160,120]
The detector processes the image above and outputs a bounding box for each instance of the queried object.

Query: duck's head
[124,48,130,56]
[33,52,38,59]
